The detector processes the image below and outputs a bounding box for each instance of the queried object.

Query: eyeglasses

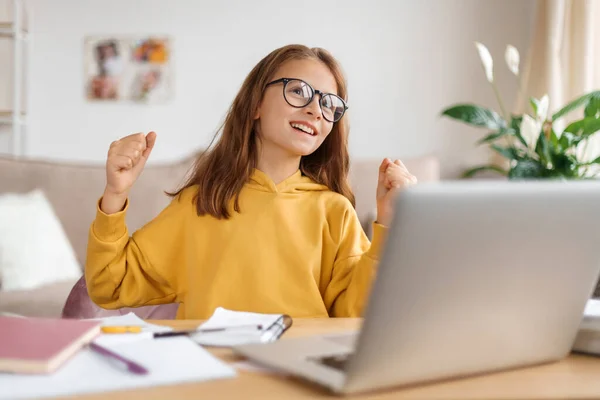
[265,78,348,123]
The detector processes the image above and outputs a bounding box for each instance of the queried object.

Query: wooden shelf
[0,110,26,124]
[0,21,28,37]
[0,110,26,115]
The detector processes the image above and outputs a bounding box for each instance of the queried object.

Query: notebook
[190,307,293,347]
[0,316,101,374]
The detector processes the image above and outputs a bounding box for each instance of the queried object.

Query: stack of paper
[190,307,290,347]
[0,313,236,400]
[573,299,600,355]
[582,299,600,320]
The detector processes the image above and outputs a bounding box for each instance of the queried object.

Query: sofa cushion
[0,190,81,291]
[0,155,195,266]
[349,154,440,229]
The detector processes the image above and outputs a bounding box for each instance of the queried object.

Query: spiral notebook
[190,307,293,347]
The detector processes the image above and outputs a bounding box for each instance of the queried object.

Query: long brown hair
[169,44,354,219]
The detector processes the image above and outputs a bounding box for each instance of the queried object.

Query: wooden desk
[73,318,600,399]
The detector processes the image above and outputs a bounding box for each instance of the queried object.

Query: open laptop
[233,180,600,395]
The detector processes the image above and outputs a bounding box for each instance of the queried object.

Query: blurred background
[1,0,600,320]
[0,0,544,179]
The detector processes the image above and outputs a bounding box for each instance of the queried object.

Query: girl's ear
[254,104,261,120]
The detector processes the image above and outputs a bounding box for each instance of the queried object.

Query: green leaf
[582,118,600,136]
[558,131,580,149]
[477,131,508,145]
[534,131,551,164]
[552,91,600,120]
[564,119,586,135]
[563,117,600,138]
[552,153,578,176]
[554,154,572,168]
[549,128,560,148]
[530,97,540,115]
[510,115,522,131]
[461,165,508,178]
[441,104,506,130]
[584,95,600,118]
[491,144,520,160]
[508,159,544,179]
[509,115,528,147]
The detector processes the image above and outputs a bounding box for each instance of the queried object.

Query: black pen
[153,324,263,339]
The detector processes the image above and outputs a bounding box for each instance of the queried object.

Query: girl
[85,44,417,319]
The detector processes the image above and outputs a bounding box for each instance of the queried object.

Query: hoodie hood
[248,169,329,194]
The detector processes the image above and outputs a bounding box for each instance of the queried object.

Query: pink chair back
[62,276,179,320]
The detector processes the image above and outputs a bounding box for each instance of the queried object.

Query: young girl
[85,44,417,319]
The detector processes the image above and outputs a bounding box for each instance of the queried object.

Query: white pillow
[0,189,81,291]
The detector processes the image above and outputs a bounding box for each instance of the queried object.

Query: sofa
[0,152,441,318]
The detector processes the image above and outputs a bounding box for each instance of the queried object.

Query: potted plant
[441,42,600,179]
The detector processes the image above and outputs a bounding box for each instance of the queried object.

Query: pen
[153,323,263,339]
[101,326,143,334]
[89,342,149,375]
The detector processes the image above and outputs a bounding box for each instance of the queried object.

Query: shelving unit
[0,0,28,157]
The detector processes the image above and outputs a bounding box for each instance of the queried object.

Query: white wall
[1,0,536,178]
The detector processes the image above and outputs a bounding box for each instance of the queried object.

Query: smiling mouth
[290,122,317,136]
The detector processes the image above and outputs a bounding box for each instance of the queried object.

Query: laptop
[233,180,600,395]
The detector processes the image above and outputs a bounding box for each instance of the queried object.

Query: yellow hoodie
[85,169,387,319]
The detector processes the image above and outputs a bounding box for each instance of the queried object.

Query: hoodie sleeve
[323,206,388,317]
[85,193,189,309]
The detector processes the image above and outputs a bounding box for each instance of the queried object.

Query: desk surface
[72,318,600,400]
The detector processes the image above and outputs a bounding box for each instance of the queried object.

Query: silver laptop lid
[343,180,600,394]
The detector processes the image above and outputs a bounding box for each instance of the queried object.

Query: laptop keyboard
[309,333,357,371]
[314,353,351,371]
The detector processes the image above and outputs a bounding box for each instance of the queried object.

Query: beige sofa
[0,153,441,317]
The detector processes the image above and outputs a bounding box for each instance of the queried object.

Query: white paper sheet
[190,307,284,347]
[583,299,600,318]
[92,312,174,346]
[0,315,236,399]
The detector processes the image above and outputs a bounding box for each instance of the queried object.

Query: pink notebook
[0,316,101,374]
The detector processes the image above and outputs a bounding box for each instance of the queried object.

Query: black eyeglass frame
[265,77,349,123]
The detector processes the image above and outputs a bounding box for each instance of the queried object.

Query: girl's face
[255,59,338,159]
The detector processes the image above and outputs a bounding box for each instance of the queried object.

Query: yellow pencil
[101,326,143,334]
